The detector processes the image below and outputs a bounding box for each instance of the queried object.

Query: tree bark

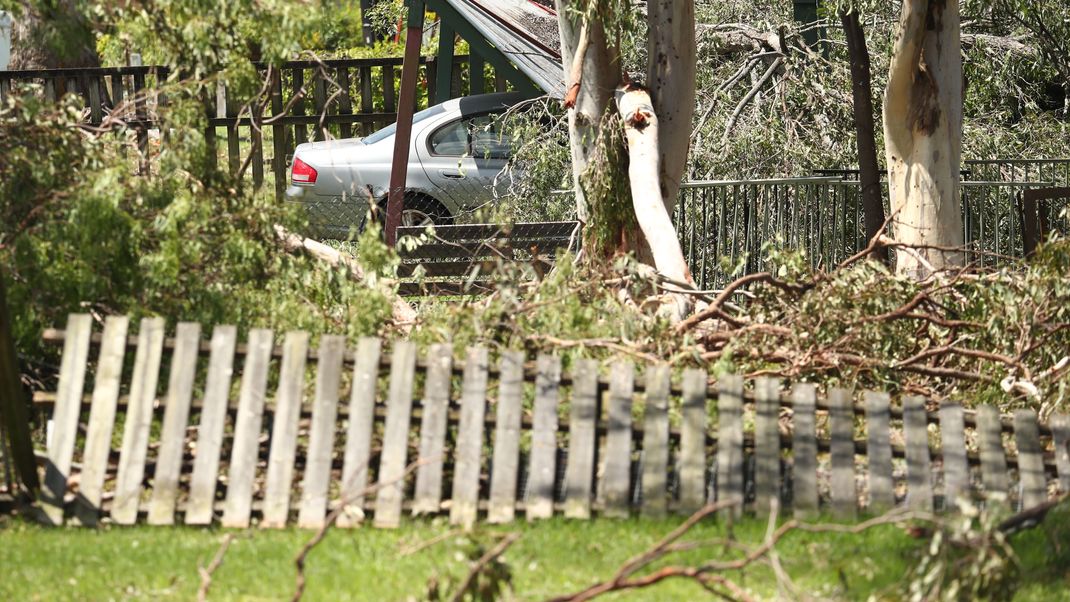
[646,0,697,213]
[883,0,963,279]
[617,84,694,318]
[554,5,620,225]
[8,1,99,70]
[555,0,697,319]
[0,265,39,494]
[841,9,888,263]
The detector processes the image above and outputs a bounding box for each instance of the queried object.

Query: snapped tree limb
[273,225,418,328]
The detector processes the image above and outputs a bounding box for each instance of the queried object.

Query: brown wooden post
[0,266,39,494]
[385,0,426,247]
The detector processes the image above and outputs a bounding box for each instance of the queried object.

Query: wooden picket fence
[34,314,1070,528]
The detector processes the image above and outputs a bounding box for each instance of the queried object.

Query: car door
[416,113,512,213]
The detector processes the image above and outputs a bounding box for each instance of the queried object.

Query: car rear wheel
[364,193,454,231]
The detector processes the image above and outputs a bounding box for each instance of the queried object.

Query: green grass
[0,511,1067,601]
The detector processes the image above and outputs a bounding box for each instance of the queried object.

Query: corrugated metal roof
[441,0,566,98]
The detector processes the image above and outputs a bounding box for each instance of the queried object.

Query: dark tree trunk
[0,266,39,495]
[840,10,887,263]
[9,0,99,70]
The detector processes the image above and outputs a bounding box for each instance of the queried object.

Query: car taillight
[291,157,317,184]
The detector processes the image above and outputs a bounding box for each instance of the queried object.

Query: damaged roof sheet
[441,0,566,98]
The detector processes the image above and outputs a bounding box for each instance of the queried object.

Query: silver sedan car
[285,91,529,236]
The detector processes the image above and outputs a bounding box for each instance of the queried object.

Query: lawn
[1,510,1067,601]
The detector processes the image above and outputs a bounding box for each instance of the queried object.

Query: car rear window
[362,104,448,145]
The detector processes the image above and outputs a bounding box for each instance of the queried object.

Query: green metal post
[470,52,486,95]
[435,21,456,104]
[794,0,825,49]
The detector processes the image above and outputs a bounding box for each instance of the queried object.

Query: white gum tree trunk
[884,0,964,279]
[617,85,694,295]
[555,9,619,225]
[555,1,697,321]
[646,0,697,213]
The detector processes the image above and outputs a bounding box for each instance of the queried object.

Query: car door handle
[439,170,465,179]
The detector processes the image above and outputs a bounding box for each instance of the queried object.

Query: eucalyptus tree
[555,0,697,319]
[884,0,964,278]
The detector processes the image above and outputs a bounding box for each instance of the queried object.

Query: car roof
[442,91,535,116]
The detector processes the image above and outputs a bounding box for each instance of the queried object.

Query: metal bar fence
[674,176,1069,289]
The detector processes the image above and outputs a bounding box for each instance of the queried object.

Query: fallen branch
[448,532,521,602]
[292,459,427,602]
[273,224,417,329]
[526,334,660,364]
[398,528,462,557]
[550,502,933,602]
[198,533,235,602]
[721,57,783,145]
[547,500,743,602]
[676,271,781,334]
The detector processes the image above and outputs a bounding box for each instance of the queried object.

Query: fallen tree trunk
[616,83,694,320]
[273,225,418,328]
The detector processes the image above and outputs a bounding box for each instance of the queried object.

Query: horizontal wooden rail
[38,327,1051,437]
[30,390,1061,475]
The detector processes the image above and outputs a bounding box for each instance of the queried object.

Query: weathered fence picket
[1015,410,1046,510]
[71,316,129,527]
[977,405,1010,499]
[564,359,598,520]
[111,317,165,525]
[42,314,93,525]
[337,337,381,527]
[828,388,857,519]
[31,316,1070,529]
[939,402,969,509]
[221,328,273,529]
[1053,414,1070,494]
[791,384,818,518]
[449,346,489,529]
[413,343,453,516]
[678,368,708,515]
[147,322,201,525]
[374,341,418,529]
[601,361,635,518]
[716,375,745,518]
[640,365,671,518]
[261,331,310,528]
[488,351,524,523]
[864,391,895,510]
[903,396,934,511]
[297,335,345,529]
[185,325,238,526]
[525,355,562,521]
[754,377,780,516]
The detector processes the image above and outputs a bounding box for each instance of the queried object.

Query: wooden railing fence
[32,314,1070,528]
[0,55,506,199]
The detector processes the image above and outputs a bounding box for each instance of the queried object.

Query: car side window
[429,119,468,156]
[469,115,513,161]
[429,114,514,160]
